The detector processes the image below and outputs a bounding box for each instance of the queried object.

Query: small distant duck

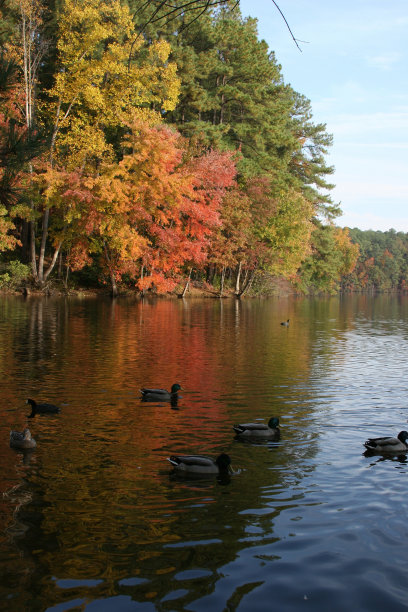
[167,453,232,475]
[233,416,280,440]
[280,319,290,327]
[364,431,408,454]
[140,383,182,402]
[27,398,60,418]
[10,428,37,449]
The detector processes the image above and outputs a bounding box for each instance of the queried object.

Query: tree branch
[270,0,302,52]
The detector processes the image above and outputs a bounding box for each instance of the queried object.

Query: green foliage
[1,0,351,295]
[298,223,359,294]
[0,260,30,288]
[342,228,408,292]
[160,6,336,218]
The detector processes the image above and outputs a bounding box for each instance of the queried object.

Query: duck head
[268,417,280,429]
[215,453,232,472]
[171,384,183,394]
[26,398,37,418]
[398,431,408,444]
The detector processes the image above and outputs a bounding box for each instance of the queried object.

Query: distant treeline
[338,229,408,292]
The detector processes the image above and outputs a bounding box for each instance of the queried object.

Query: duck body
[27,398,60,418]
[233,417,280,440]
[167,453,232,475]
[10,428,37,449]
[280,319,290,327]
[141,383,182,402]
[364,430,408,454]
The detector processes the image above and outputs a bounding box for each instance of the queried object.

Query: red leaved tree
[50,118,237,294]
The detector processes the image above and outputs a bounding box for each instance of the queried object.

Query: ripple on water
[1,295,408,611]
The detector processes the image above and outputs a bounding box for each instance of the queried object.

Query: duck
[10,428,37,449]
[140,383,182,402]
[364,431,408,454]
[280,319,290,327]
[233,416,280,440]
[167,453,232,475]
[27,398,60,418]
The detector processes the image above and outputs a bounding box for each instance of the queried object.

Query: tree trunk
[30,218,37,278]
[237,269,256,298]
[58,251,62,278]
[64,263,70,290]
[43,242,62,282]
[206,264,215,284]
[103,241,118,297]
[110,272,118,297]
[140,265,145,297]
[219,266,226,298]
[235,261,242,296]
[220,75,226,124]
[21,219,30,263]
[180,267,192,298]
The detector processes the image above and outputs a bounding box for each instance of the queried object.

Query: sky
[239,0,408,232]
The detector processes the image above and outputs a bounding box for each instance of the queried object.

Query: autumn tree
[243,177,314,289]
[299,222,359,294]
[0,51,42,252]
[51,118,236,295]
[207,186,251,296]
[27,0,180,287]
[151,5,340,294]
[343,228,408,292]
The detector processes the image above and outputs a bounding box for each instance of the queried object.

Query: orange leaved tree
[53,118,237,295]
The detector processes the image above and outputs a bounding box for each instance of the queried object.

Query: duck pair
[144,384,281,475]
[168,417,280,475]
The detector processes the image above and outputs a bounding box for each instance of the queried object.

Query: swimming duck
[233,416,280,440]
[10,428,37,449]
[27,398,60,418]
[364,431,408,454]
[167,453,232,475]
[140,383,182,402]
[280,319,290,327]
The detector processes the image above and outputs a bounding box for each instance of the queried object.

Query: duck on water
[167,453,232,475]
[140,384,182,402]
[364,431,408,454]
[27,398,60,418]
[10,428,37,449]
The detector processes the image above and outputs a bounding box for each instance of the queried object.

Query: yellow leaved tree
[32,0,180,285]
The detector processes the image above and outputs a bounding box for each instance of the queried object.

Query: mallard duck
[140,383,182,402]
[280,319,290,327]
[27,398,60,418]
[167,453,232,475]
[233,416,280,439]
[364,431,408,454]
[10,428,37,449]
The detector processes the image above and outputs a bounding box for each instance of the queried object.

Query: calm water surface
[0,294,408,611]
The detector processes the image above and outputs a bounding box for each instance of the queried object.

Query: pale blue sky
[239,0,408,231]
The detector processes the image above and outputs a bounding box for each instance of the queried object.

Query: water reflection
[0,295,408,610]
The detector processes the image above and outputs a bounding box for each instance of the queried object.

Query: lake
[0,293,407,611]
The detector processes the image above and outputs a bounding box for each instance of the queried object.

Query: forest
[340,229,408,292]
[2,0,397,297]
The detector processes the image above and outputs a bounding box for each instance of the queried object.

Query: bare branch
[270,0,302,52]
[129,0,229,63]
[128,0,302,66]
